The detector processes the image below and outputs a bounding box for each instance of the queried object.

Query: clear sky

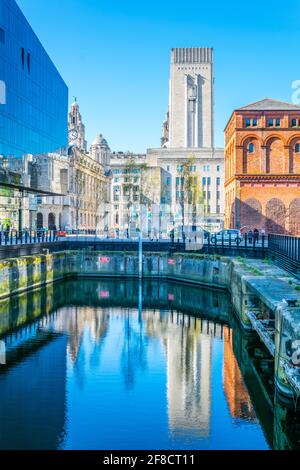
[17,0,300,153]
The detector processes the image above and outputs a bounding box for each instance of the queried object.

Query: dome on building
[91,134,110,149]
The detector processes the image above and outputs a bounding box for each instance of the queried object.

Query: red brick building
[224,99,300,234]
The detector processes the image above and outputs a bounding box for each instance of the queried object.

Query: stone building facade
[33,147,110,232]
[34,100,111,232]
[68,147,110,232]
[90,134,111,170]
[165,48,214,149]
[32,150,68,230]
[110,152,170,236]
[110,152,146,233]
[224,98,300,234]
[147,147,224,232]
[147,47,224,233]
[68,98,87,152]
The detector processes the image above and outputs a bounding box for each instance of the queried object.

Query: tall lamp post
[18,190,23,234]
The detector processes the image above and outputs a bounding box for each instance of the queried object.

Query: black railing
[64,234,267,257]
[0,230,58,246]
[268,234,300,278]
[206,233,266,250]
[0,229,267,257]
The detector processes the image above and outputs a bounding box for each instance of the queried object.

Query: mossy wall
[0,252,67,299]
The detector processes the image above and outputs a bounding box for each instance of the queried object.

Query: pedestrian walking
[248,229,253,244]
[170,229,175,244]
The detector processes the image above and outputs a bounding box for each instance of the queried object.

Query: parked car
[210,229,243,244]
[56,230,67,237]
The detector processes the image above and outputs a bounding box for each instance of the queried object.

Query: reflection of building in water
[49,306,109,364]
[145,309,218,438]
[223,327,256,420]
[0,334,67,450]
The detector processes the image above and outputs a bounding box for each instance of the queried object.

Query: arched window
[48,213,56,230]
[36,213,43,229]
[248,143,255,153]
[295,143,300,153]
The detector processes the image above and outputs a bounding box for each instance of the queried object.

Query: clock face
[69,129,78,141]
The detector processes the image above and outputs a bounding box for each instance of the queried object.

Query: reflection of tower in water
[223,327,257,420]
[145,310,219,438]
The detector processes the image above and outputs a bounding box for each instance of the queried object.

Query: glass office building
[0,0,68,159]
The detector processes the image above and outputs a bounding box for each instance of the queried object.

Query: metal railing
[205,233,267,250]
[0,229,268,250]
[268,234,300,278]
[0,230,58,246]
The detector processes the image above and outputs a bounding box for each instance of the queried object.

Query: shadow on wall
[230,197,300,235]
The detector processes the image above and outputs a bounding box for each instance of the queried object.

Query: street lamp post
[138,230,143,279]
[18,190,23,234]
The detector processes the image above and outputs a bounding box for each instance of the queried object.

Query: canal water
[0,279,298,450]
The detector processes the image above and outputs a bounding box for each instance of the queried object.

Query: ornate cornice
[236,173,300,182]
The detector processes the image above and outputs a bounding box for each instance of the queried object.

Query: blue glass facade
[0,0,68,159]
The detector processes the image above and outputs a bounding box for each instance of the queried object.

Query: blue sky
[17,0,300,152]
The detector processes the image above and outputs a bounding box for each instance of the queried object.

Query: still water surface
[0,279,296,450]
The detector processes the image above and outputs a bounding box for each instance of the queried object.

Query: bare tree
[178,156,203,236]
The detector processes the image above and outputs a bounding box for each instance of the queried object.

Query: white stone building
[166,47,214,149]
[34,100,111,232]
[33,150,69,230]
[90,134,111,170]
[110,152,146,235]
[68,98,87,152]
[148,47,225,232]
[110,152,171,237]
[147,147,224,232]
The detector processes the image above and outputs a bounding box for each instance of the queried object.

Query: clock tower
[68,97,87,152]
